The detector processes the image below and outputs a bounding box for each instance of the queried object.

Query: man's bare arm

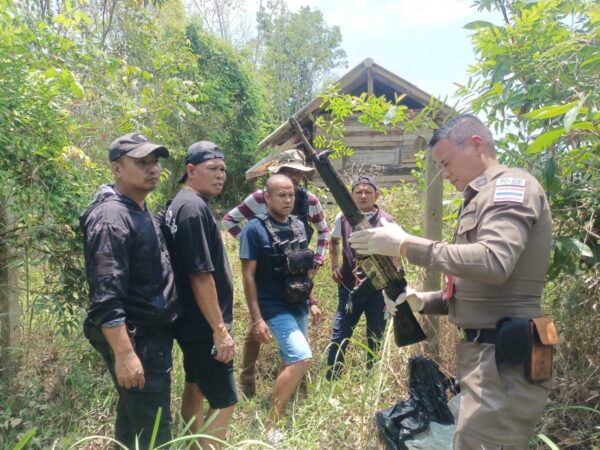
[330,237,342,284]
[189,272,235,362]
[102,324,145,389]
[240,259,271,343]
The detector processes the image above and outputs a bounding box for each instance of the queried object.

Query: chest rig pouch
[258,214,314,304]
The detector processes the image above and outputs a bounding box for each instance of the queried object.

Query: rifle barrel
[287,116,426,347]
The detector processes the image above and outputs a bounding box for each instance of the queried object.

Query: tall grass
[2,183,599,449]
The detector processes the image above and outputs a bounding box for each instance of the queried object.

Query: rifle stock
[288,117,426,347]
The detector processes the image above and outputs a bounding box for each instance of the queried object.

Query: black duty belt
[460,328,497,344]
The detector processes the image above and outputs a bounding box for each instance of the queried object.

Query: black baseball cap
[179,140,224,183]
[108,133,169,162]
[352,175,378,191]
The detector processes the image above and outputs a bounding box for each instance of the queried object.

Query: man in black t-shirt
[163,141,236,449]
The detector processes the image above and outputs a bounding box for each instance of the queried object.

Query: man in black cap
[326,175,394,380]
[80,133,178,448]
[163,141,237,449]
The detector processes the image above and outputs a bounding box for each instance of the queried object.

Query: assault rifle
[289,117,426,347]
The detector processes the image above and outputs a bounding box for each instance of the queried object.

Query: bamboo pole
[422,147,443,358]
[0,195,19,378]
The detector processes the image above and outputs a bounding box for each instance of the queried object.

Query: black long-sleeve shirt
[80,189,178,330]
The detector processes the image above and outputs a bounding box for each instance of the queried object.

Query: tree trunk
[0,195,19,379]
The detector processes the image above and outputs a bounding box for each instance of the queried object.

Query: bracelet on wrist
[214,325,228,337]
[309,300,319,306]
[250,318,264,327]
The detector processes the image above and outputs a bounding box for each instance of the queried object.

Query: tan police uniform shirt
[405,164,554,447]
[405,164,552,328]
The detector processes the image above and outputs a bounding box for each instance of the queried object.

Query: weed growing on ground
[2,184,599,449]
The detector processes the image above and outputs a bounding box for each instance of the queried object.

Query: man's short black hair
[429,114,496,156]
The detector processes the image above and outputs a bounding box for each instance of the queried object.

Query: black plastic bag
[375,355,458,450]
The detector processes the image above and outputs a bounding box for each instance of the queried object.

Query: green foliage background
[462,0,599,278]
[0,0,599,448]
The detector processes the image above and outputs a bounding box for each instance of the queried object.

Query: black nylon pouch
[282,248,314,275]
[283,275,314,304]
[495,317,532,364]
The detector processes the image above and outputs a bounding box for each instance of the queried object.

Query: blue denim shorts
[266,311,312,365]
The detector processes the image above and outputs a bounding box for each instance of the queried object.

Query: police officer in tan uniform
[350,114,553,449]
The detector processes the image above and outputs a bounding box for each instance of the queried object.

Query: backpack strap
[256,213,282,246]
[288,215,306,242]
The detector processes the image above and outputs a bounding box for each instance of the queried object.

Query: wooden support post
[422,147,443,358]
[367,69,374,96]
[0,196,19,378]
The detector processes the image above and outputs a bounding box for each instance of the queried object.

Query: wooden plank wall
[313,114,432,186]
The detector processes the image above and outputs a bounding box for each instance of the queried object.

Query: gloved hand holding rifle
[288,117,426,347]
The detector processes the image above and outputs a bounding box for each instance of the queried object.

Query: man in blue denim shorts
[239,174,321,442]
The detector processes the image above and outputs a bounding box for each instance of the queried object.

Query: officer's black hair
[429,114,496,157]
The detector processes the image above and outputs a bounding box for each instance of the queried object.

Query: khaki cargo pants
[453,340,552,449]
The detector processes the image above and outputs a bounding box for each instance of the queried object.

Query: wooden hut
[246,58,452,186]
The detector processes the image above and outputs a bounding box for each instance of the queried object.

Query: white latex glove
[384,291,406,316]
[349,218,409,256]
[383,287,424,316]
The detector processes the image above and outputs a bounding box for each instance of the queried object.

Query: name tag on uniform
[497,177,525,187]
[494,178,526,203]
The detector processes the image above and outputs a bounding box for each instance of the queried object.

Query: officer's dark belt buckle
[459,328,481,342]
[459,328,497,344]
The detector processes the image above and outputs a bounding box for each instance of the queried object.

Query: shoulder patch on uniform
[496,177,526,187]
[494,184,525,203]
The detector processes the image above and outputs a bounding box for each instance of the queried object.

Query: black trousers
[90,331,173,449]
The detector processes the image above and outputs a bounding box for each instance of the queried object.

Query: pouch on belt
[495,317,532,365]
[495,316,558,382]
[283,275,313,305]
[528,317,558,381]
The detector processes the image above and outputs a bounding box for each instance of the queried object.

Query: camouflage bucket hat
[268,149,314,175]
